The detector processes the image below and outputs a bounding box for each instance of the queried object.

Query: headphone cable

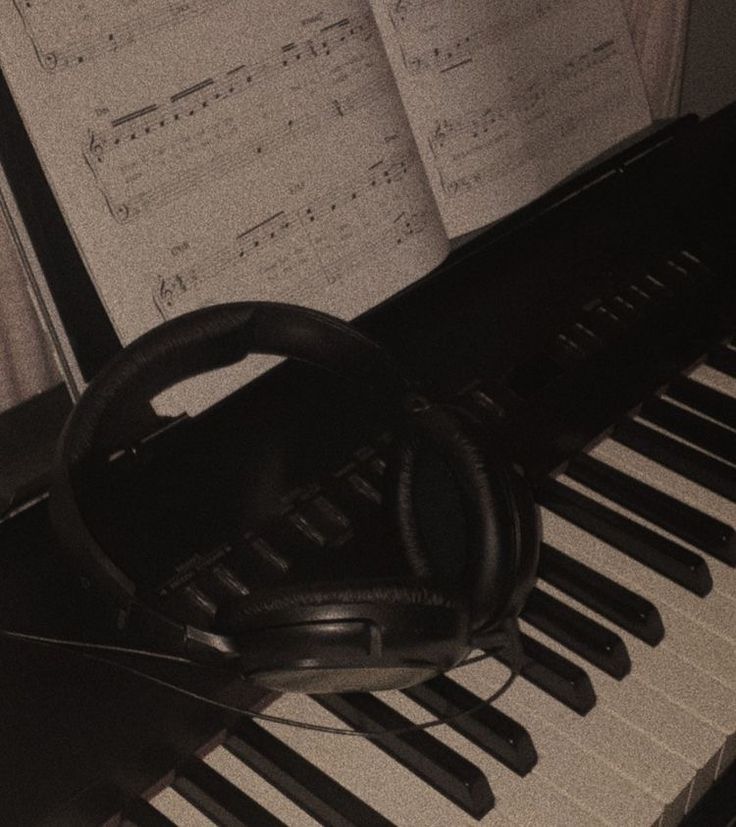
[0,621,523,737]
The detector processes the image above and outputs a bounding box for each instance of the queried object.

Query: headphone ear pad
[217,578,462,630]
[391,404,520,630]
[215,578,471,693]
[391,403,541,631]
[503,460,540,616]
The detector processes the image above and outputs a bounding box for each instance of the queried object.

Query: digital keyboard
[1,104,735,826]
[126,358,736,827]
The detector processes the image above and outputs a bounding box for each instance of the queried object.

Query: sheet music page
[369,0,652,237]
[0,0,448,415]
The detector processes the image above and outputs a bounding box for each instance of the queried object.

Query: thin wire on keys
[0,621,523,737]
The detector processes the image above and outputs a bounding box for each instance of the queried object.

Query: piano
[1,69,736,826]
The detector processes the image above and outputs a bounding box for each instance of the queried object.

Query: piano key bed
[116,359,736,827]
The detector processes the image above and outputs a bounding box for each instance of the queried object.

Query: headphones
[49,302,539,695]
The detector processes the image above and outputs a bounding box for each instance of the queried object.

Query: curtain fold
[0,210,59,414]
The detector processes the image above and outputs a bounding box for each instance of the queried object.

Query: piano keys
[132,359,736,826]
[1,101,735,826]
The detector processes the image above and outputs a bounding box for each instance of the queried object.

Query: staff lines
[155,152,422,314]
[86,12,376,157]
[87,71,391,223]
[428,40,621,158]
[388,0,575,74]
[12,0,233,71]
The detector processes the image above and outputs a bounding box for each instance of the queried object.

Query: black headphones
[49,302,539,695]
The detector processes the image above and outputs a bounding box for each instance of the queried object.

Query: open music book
[0,0,651,415]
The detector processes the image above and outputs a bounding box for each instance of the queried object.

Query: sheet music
[0,0,447,415]
[370,0,652,237]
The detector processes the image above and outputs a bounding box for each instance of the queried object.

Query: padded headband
[50,302,409,606]
[62,302,408,467]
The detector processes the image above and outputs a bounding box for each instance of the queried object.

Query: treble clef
[87,131,107,163]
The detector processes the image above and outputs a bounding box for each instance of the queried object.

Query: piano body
[1,47,736,827]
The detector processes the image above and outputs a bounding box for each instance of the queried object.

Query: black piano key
[403,674,538,776]
[667,375,736,430]
[173,757,287,827]
[521,587,631,679]
[566,454,736,565]
[639,397,736,465]
[708,345,736,379]
[538,542,664,645]
[494,632,596,715]
[315,692,494,819]
[538,478,713,595]
[613,418,736,502]
[226,720,395,827]
[122,799,178,827]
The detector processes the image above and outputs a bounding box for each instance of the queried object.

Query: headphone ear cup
[503,460,540,617]
[215,578,471,693]
[391,404,521,631]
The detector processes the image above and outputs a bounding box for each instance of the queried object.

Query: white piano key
[591,435,736,549]
[542,501,736,679]
[553,474,736,688]
[688,364,736,401]
[531,517,736,769]
[519,621,724,811]
[560,471,736,605]
[381,670,664,827]
[148,788,217,827]
[450,651,695,825]
[542,509,736,734]
[586,442,736,628]
[591,438,736,526]
[204,744,321,827]
[260,690,592,826]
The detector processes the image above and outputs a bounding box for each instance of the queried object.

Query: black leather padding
[503,456,541,617]
[49,302,410,607]
[60,302,408,469]
[216,578,462,635]
[392,403,536,630]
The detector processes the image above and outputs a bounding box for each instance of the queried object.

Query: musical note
[387,0,575,74]
[387,0,443,30]
[154,153,424,315]
[82,14,389,223]
[427,39,623,193]
[12,0,234,72]
[86,12,376,164]
[438,88,628,199]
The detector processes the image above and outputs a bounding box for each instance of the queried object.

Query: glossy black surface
[667,375,736,429]
[225,720,395,827]
[315,693,495,818]
[613,419,736,502]
[537,478,713,595]
[403,674,538,776]
[122,800,178,827]
[566,454,736,565]
[494,632,596,715]
[521,588,631,679]
[537,542,664,645]
[173,757,288,827]
[708,345,736,378]
[639,397,736,464]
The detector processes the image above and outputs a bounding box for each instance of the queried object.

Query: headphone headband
[48,301,537,687]
[61,302,408,468]
[50,302,408,608]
